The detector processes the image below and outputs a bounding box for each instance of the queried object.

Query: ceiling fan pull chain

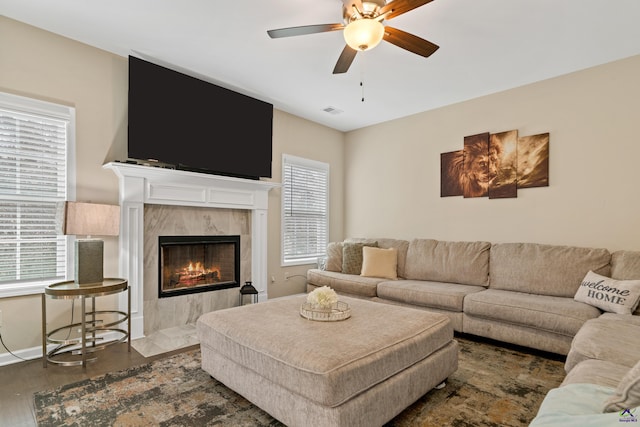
[360,60,366,102]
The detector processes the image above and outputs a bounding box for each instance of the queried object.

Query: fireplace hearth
[159,235,240,298]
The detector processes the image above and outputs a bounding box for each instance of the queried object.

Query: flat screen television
[128,56,273,179]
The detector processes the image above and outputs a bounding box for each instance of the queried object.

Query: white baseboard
[0,331,124,367]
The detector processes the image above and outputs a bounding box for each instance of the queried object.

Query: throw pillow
[603,360,640,412]
[361,247,398,279]
[342,242,377,275]
[574,271,640,314]
[325,242,343,272]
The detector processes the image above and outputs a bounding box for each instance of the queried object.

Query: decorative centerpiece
[300,286,351,322]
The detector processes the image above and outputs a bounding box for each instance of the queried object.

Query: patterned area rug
[34,336,564,426]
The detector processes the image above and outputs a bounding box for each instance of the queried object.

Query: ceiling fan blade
[333,45,358,74]
[380,0,434,20]
[267,23,344,39]
[383,26,439,58]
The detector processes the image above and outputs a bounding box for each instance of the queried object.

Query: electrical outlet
[271,276,276,283]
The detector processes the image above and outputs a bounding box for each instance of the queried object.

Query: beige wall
[344,55,640,252]
[0,16,125,358]
[0,17,344,356]
[268,110,344,298]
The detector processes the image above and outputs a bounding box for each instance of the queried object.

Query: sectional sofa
[307,237,640,424]
[530,314,640,425]
[308,237,640,355]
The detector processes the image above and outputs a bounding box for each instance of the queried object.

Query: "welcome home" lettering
[580,279,629,305]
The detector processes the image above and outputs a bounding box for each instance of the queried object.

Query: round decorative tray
[300,301,351,322]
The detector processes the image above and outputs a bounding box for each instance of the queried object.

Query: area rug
[34,336,564,426]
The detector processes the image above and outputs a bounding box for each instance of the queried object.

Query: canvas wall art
[517,133,550,188]
[462,133,490,198]
[441,130,549,199]
[440,150,464,197]
[489,130,518,199]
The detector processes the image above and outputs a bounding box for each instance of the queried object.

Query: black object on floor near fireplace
[158,235,241,298]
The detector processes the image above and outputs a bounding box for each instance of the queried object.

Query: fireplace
[158,235,240,298]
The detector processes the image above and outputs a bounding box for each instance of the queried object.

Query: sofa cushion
[599,312,640,326]
[346,238,410,278]
[464,289,601,336]
[611,250,640,279]
[325,242,343,272]
[489,243,611,297]
[360,247,398,280]
[565,318,640,372]
[561,359,630,389]
[574,271,640,315]
[307,269,383,298]
[377,280,485,312]
[603,360,640,412]
[404,239,490,286]
[611,250,640,315]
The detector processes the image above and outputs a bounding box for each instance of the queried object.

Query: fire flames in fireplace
[171,262,222,287]
[159,235,241,298]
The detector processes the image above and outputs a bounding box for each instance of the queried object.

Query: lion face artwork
[440,133,490,198]
[440,130,548,199]
[463,134,490,198]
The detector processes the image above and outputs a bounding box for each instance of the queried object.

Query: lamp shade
[343,19,385,51]
[56,201,120,285]
[57,201,120,236]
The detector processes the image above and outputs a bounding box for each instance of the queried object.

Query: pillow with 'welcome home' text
[574,271,640,314]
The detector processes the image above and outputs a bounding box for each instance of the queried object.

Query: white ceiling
[2,0,640,132]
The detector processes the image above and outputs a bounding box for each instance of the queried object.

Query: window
[282,154,329,266]
[0,92,75,297]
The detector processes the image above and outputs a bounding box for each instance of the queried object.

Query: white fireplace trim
[104,162,279,339]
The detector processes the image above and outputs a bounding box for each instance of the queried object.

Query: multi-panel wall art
[441,130,549,199]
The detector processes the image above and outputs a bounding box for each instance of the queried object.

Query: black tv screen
[128,56,273,179]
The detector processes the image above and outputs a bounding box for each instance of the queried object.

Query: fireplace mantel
[104,162,278,339]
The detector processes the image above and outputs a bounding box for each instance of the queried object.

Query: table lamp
[57,201,120,285]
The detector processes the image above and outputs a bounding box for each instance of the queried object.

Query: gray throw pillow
[342,242,378,275]
[325,242,343,272]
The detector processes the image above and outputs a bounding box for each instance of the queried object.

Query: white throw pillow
[603,360,640,412]
[361,247,398,280]
[574,271,640,314]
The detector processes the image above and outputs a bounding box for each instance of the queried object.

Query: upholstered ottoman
[197,294,458,427]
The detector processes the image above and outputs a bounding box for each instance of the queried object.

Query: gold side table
[41,278,130,368]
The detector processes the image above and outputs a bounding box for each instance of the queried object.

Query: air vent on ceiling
[322,106,343,115]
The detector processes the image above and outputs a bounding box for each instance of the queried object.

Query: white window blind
[282,154,329,265]
[0,92,73,289]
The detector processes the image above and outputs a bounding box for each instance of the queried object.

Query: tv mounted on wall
[128,56,273,180]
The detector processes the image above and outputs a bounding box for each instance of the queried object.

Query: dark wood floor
[0,343,197,427]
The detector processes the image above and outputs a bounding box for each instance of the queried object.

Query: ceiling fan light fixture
[343,18,384,51]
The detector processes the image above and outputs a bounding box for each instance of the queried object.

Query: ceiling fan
[267,0,439,74]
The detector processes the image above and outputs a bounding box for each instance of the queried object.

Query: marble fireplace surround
[104,162,278,339]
